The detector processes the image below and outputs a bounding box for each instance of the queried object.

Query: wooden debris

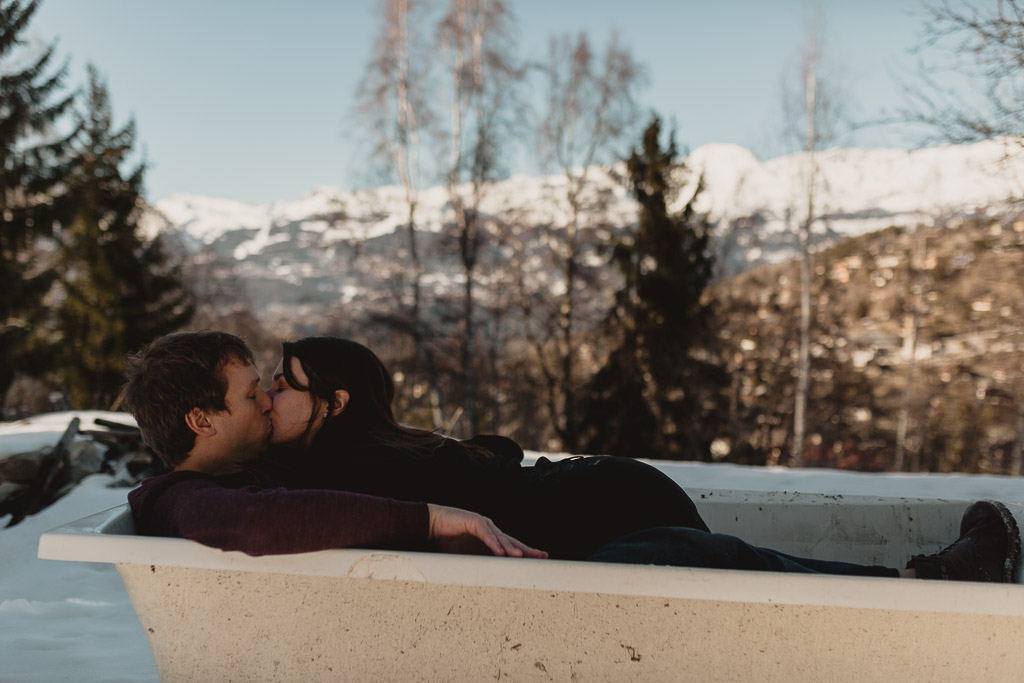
[0,415,162,527]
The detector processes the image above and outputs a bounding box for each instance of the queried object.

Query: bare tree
[910,1,1024,474]
[782,14,844,467]
[437,0,522,436]
[355,0,443,427]
[910,0,1024,144]
[894,231,929,471]
[531,33,644,452]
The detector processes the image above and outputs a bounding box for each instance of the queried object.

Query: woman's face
[268,356,321,448]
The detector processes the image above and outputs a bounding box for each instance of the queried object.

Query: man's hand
[426,504,548,559]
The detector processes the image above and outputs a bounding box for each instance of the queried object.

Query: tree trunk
[406,203,442,429]
[894,308,919,471]
[792,47,818,468]
[461,213,477,436]
[793,222,811,467]
[559,200,580,452]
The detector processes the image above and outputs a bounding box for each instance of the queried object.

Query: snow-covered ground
[0,410,138,459]
[1,475,156,683]
[4,413,1024,681]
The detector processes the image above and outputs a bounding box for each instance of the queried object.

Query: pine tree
[0,0,76,395]
[57,66,193,408]
[580,116,725,460]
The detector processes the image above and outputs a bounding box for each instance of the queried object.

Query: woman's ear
[184,407,217,437]
[331,390,350,416]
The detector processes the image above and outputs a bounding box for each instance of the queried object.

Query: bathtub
[38,490,1024,681]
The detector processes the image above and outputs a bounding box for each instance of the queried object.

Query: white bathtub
[38,490,1024,681]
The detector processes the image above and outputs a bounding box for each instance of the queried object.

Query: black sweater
[265,425,709,560]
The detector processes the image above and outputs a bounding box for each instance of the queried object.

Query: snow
[150,139,1024,273]
[0,411,137,458]
[154,193,273,246]
[0,475,156,683]
[528,452,1024,503]
[4,414,1024,681]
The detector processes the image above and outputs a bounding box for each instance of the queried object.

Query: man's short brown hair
[121,330,255,468]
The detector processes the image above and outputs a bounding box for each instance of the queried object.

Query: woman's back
[277,426,709,560]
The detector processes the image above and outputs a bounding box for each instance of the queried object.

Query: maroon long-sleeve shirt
[127,469,430,556]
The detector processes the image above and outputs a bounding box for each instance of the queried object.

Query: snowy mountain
[689,140,1024,232]
[143,139,1024,317]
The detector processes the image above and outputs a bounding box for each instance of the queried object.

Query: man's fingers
[486,520,547,559]
[427,504,548,559]
[481,519,518,556]
[509,536,548,559]
[476,519,507,556]
[510,536,548,559]
[496,527,523,557]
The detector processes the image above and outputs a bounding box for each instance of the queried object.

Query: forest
[3,0,1024,474]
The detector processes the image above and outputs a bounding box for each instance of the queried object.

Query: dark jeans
[586,526,900,577]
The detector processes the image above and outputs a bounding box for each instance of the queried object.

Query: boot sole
[984,500,1022,582]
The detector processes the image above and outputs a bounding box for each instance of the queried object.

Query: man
[124,331,1020,583]
[121,330,545,558]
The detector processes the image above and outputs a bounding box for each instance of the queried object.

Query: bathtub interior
[38,490,1024,584]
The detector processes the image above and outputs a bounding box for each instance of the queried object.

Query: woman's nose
[259,390,272,412]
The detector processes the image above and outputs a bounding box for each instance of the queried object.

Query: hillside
[715,214,1024,473]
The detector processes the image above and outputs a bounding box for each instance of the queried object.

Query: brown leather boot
[906,500,1021,582]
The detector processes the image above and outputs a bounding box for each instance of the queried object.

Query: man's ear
[331,390,350,416]
[184,407,217,437]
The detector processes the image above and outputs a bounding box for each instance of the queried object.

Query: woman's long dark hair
[281,336,446,458]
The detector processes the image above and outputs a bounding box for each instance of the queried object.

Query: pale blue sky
[29,0,928,203]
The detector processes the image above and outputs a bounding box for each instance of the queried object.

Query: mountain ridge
[146,138,1024,268]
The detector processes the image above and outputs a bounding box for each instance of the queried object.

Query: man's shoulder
[128,469,219,510]
[133,468,218,491]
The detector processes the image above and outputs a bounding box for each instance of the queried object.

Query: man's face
[207,361,273,462]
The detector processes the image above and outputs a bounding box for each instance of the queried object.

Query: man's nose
[259,390,272,413]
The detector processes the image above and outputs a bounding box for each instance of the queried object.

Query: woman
[261,336,1021,582]
[264,336,710,560]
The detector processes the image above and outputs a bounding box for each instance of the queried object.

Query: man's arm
[128,472,547,559]
[130,473,428,556]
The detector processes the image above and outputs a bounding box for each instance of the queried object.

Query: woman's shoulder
[457,434,524,466]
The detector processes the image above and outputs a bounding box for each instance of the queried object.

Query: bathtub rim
[36,499,1024,618]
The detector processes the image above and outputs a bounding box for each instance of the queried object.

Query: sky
[26,0,930,204]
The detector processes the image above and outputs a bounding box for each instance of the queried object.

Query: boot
[907,500,1021,582]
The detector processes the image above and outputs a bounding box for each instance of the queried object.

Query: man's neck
[175,448,246,477]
